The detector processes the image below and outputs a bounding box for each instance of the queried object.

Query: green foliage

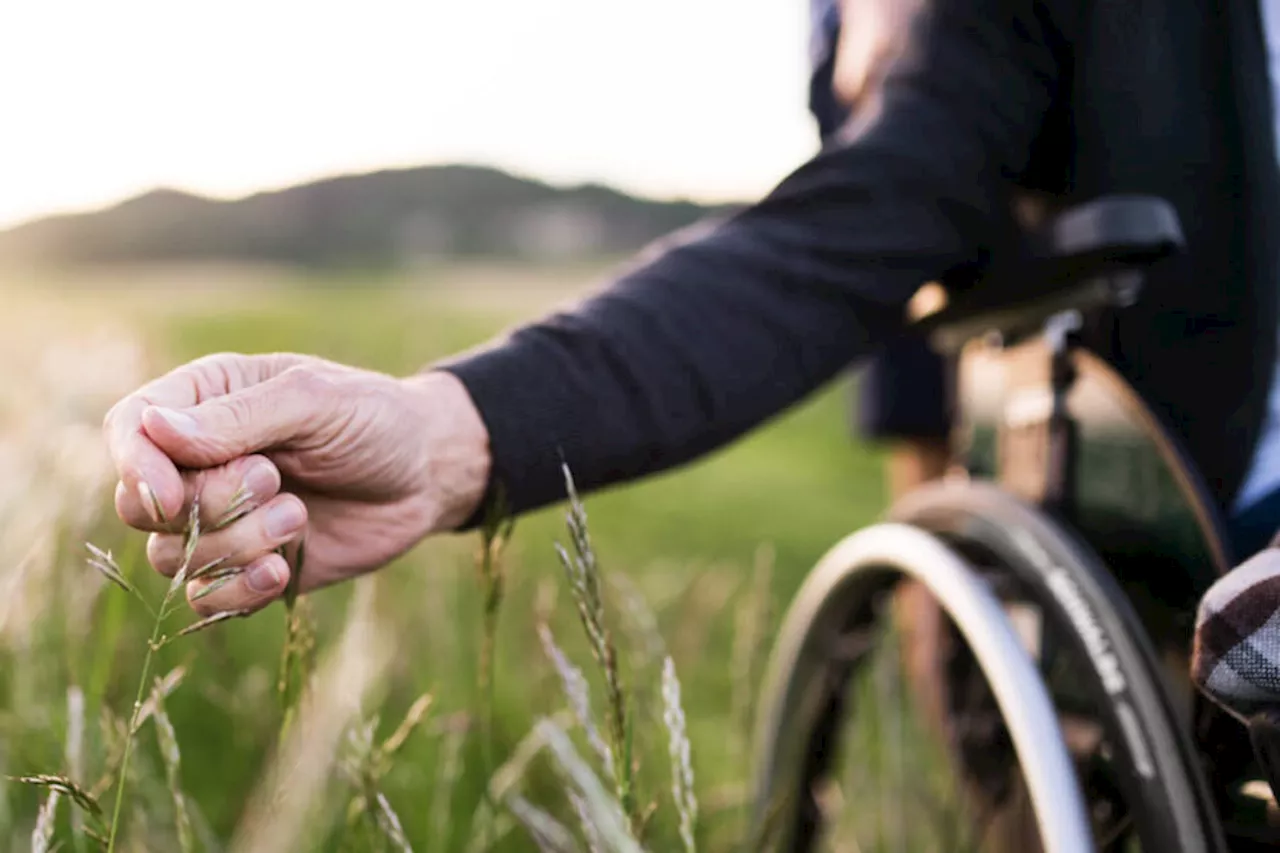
[0,271,886,850]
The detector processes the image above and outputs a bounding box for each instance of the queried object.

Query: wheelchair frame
[751,196,1266,851]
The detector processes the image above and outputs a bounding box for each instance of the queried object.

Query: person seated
[103,0,1280,719]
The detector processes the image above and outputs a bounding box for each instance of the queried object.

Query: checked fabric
[1193,545,1280,719]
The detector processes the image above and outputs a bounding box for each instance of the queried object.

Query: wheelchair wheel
[751,483,1226,852]
[892,481,1225,850]
[751,522,1092,852]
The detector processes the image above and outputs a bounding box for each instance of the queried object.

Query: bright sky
[0,1,819,230]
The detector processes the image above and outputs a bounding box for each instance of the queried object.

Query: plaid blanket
[1193,544,1280,719]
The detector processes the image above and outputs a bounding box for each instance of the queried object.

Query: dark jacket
[444,0,1280,517]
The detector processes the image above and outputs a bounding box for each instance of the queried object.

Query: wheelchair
[750,196,1275,851]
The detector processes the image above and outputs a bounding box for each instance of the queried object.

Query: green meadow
[0,264,889,851]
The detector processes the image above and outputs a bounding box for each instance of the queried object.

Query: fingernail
[243,462,280,502]
[137,481,162,524]
[245,559,282,593]
[264,499,305,539]
[149,406,200,436]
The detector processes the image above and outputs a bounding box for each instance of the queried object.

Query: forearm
[439,214,910,517]
[439,0,1065,519]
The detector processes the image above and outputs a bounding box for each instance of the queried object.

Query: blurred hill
[0,165,732,268]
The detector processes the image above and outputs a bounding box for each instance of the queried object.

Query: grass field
[0,263,890,851]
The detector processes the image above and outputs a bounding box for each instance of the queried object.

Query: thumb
[141,368,327,468]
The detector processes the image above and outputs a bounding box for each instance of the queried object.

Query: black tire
[752,521,1095,852]
[751,480,1226,852]
[890,480,1226,852]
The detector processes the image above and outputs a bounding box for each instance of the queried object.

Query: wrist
[401,370,492,533]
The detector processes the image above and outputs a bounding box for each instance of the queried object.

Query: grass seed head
[30,788,60,853]
[569,789,607,853]
[188,556,231,582]
[538,623,614,781]
[536,719,642,853]
[134,666,187,732]
[554,466,634,828]
[86,543,133,594]
[210,486,255,533]
[661,657,697,853]
[378,693,433,761]
[12,774,102,817]
[172,497,202,590]
[173,608,252,641]
[139,480,170,527]
[190,571,241,602]
[373,790,414,853]
[505,794,577,853]
[150,677,195,853]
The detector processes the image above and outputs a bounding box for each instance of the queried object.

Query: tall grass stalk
[729,545,773,772]
[496,714,637,852]
[102,495,198,853]
[91,493,251,853]
[475,487,515,780]
[538,623,614,781]
[607,572,666,682]
[31,788,60,853]
[231,578,392,853]
[537,720,643,853]
[661,657,697,853]
[66,685,87,853]
[151,678,195,853]
[569,789,607,853]
[555,465,637,835]
[430,718,467,851]
[505,794,577,852]
[468,709,574,853]
[278,536,312,741]
[339,693,432,852]
[11,774,104,849]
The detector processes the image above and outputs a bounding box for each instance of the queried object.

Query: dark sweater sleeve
[440,0,1067,517]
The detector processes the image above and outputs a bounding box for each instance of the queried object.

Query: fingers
[116,454,282,533]
[105,353,301,522]
[105,396,191,526]
[147,493,308,580]
[141,365,337,470]
[186,552,291,617]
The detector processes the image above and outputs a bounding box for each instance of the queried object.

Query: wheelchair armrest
[1033,194,1185,277]
[917,194,1185,350]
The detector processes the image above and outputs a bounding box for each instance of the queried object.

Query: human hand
[102,353,491,616]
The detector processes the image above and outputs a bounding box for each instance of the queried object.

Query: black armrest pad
[915,195,1185,348]
[1036,195,1185,269]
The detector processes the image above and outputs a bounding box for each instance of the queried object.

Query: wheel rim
[892,480,1224,852]
[752,523,1094,853]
